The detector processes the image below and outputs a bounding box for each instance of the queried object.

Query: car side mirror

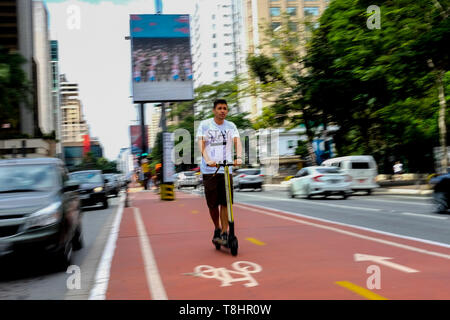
[64,180,79,192]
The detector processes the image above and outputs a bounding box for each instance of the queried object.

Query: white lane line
[356,197,432,206]
[89,194,125,300]
[134,207,168,300]
[401,212,447,220]
[234,203,450,259]
[237,192,383,212]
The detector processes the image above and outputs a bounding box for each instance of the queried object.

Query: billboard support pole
[140,103,147,158]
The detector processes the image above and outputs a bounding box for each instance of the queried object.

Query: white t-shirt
[196,118,240,174]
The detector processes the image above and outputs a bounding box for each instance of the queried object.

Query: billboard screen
[130,14,194,102]
[130,125,149,155]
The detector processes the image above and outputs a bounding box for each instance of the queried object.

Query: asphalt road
[0,195,121,300]
[232,189,450,246]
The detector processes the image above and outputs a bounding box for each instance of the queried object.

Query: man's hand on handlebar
[206,160,217,167]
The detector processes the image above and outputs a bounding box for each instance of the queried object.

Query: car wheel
[305,185,312,199]
[72,225,84,251]
[238,184,242,192]
[102,198,109,209]
[54,240,73,271]
[367,189,372,195]
[433,192,448,213]
[342,192,348,200]
[288,188,295,198]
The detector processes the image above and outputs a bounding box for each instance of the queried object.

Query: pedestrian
[393,161,403,180]
[393,161,403,175]
[196,99,243,246]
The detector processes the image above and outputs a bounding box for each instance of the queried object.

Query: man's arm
[198,138,216,167]
[234,136,243,166]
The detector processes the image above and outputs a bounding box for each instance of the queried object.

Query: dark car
[0,158,83,269]
[104,173,121,197]
[430,172,450,214]
[69,170,109,209]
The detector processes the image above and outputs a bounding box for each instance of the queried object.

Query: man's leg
[209,206,220,230]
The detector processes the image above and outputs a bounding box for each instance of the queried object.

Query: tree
[0,47,32,139]
[304,0,449,172]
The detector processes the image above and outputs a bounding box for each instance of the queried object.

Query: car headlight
[94,187,103,193]
[24,202,62,230]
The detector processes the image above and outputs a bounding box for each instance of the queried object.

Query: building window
[212,24,216,29]
[214,62,218,68]
[288,21,297,32]
[212,33,216,38]
[213,43,217,48]
[213,52,218,57]
[271,22,281,31]
[212,14,215,19]
[270,7,281,16]
[286,7,297,16]
[214,72,219,77]
[304,7,320,16]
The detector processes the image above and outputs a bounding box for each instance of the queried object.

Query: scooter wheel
[230,238,238,256]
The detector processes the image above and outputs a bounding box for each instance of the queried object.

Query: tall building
[59,74,90,143]
[244,0,329,118]
[148,104,161,149]
[33,0,53,135]
[191,0,247,89]
[50,40,62,157]
[0,0,36,137]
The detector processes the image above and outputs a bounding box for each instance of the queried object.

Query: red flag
[83,135,91,155]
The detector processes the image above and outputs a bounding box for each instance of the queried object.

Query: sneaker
[212,228,221,243]
[220,232,228,245]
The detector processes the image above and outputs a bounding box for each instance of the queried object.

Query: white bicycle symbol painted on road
[187,261,263,287]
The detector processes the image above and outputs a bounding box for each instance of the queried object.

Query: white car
[233,168,264,191]
[321,155,379,194]
[289,166,352,199]
[176,171,201,189]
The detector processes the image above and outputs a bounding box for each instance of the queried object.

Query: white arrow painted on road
[354,253,419,273]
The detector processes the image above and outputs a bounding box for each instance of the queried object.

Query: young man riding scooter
[196,99,242,246]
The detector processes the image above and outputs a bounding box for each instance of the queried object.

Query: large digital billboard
[130,14,194,102]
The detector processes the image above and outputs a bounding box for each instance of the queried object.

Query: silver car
[176,171,200,189]
[289,166,352,199]
[233,168,264,191]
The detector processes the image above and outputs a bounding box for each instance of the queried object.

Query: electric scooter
[212,161,238,256]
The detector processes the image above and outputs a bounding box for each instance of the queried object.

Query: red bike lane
[105,191,450,300]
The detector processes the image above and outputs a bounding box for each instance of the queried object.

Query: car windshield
[70,171,103,184]
[240,170,261,176]
[316,167,342,174]
[0,164,59,193]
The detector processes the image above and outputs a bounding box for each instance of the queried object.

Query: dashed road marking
[246,237,266,246]
[336,281,388,300]
[401,212,447,220]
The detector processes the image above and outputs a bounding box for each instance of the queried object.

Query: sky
[44,0,195,160]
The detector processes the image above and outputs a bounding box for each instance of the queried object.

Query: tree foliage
[247,1,449,172]
[0,47,32,139]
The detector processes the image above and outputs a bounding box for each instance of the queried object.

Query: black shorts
[203,174,234,209]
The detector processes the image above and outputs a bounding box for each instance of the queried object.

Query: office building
[59,74,90,143]
[33,0,54,135]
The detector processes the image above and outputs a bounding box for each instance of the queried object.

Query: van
[321,155,379,194]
